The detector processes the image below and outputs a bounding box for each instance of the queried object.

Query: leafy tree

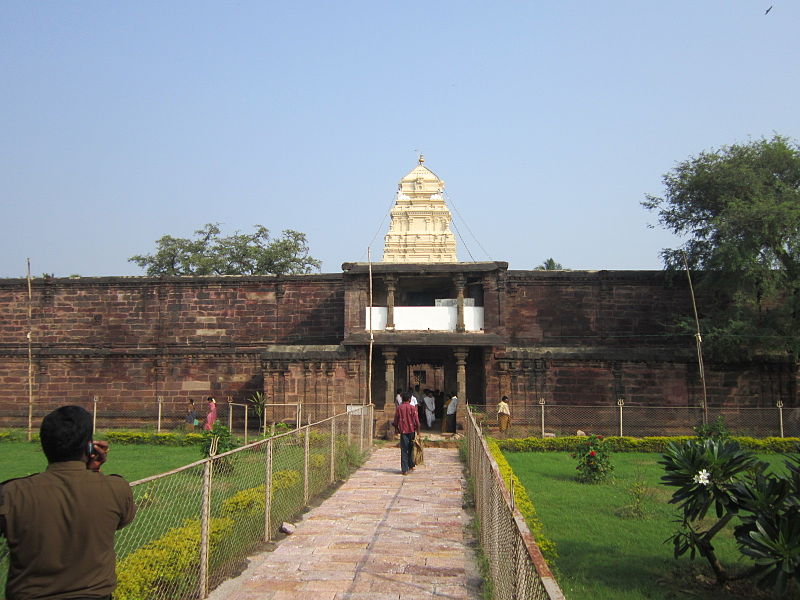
[536,258,564,270]
[643,135,800,359]
[129,223,321,276]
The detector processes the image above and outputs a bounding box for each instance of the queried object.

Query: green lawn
[0,442,203,483]
[504,451,796,600]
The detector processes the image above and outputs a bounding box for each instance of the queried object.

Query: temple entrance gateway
[369,346,486,436]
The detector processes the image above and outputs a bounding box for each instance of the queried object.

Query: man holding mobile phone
[0,405,136,600]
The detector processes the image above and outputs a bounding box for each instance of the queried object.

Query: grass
[1,433,368,600]
[0,441,204,482]
[504,451,795,600]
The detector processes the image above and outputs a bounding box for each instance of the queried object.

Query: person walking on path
[497,395,511,435]
[393,392,420,475]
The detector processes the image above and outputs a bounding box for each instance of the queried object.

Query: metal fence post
[618,398,624,437]
[303,426,310,505]
[359,408,364,453]
[778,400,785,438]
[264,439,273,541]
[92,396,99,434]
[157,396,163,433]
[244,407,249,445]
[539,397,546,437]
[330,416,336,484]
[227,400,233,432]
[199,458,212,599]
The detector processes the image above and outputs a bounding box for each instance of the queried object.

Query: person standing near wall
[423,389,436,429]
[445,392,459,434]
[393,392,420,475]
[204,397,218,431]
[186,398,198,431]
[497,395,511,435]
[0,405,136,600]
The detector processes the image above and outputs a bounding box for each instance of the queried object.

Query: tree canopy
[643,135,800,358]
[129,223,321,276]
[536,258,564,270]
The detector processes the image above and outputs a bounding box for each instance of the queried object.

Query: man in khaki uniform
[0,406,136,600]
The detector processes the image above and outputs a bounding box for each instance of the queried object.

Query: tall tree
[643,135,800,358]
[536,258,564,270]
[129,223,322,276]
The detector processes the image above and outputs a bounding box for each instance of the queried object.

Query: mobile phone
[87,441,95,458]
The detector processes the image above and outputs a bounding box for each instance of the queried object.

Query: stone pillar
[454,348,468,432]
[385,276,396,331]
[454,274,466,333]
[454,348,468,402]
[383,348,398,437]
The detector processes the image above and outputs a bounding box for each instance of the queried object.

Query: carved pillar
[454,274,466,333]
[383,348,398,436]
[384,348,397,408]
[385,276,397,331]
[454,348,468,402]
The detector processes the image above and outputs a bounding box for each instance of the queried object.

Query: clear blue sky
[2,1,798,277]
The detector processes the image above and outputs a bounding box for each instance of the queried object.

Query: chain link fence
[1,399,368,441]
[465,407,564,600]
[470,402,800,439]
[0,405,373,600]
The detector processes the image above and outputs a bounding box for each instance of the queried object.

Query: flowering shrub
[572,434,614,483]
[661,439,800,595]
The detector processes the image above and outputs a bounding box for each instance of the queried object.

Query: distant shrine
[382,156,458,263]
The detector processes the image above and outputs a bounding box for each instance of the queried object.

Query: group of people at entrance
[395,385,458,434]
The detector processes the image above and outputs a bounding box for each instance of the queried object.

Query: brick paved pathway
[209,447,483,600]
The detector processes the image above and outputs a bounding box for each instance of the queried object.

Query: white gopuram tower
[382,156,458,263]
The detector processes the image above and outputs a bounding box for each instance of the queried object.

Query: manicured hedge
[219,470,302,516]
[114,517,234,600]
[103,431,207,446]
[494,435,800,454]
[486,439,558,562]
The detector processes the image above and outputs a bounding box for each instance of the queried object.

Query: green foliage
[693,416,731,442]
[219,469,302,516]
[114,517,234,600]
[495,434,800,454]
[661,439,800,593]
[572,434,614,483]
[248,391,267,432]
[661,439,758,522]
[617,470,654,520]
[0,430,25,443]
[643,134,800,359]
[102,431,205,446]
[200,422,239,458]
[536,257,564,270]
[487,439,558,562]
[128,222,321,276]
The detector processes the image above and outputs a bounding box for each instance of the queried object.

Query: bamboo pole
[367,247,374,407]
[26,259,34,441]
[683,252,709,427]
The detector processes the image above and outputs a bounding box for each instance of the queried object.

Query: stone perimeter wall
[0,271,796,427]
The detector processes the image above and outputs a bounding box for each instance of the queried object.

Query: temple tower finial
[382,159,457,263]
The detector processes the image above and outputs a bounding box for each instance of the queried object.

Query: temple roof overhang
[341,261,508,276]
[342,331,507,347]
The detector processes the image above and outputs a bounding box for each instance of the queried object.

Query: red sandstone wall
[0,276,344,348]
[504,271,693,347]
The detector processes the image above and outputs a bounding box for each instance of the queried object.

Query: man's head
[402,392,412,403]
[40,405,93,464]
